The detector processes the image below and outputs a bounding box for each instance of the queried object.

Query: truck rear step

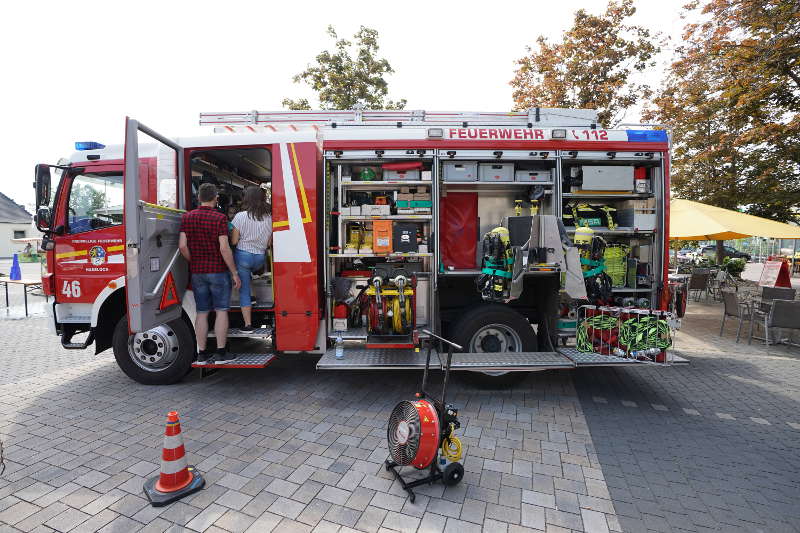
[445,352,574,371]
[192,353,276,369]
[210,327,273,338]
[558,347,643,366]
[557,347,690,366]
[317,347,437,370]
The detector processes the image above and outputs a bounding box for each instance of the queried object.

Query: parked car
[676,248,695,262]
[697,245,751,261]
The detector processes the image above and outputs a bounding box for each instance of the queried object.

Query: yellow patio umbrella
[670,199,800,240]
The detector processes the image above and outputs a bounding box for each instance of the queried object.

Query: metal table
[1,278,45,317]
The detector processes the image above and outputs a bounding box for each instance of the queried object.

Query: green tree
[283,26,406,111]
[510,0,659,126]
[644,0,800,222]
[70,184,106,216]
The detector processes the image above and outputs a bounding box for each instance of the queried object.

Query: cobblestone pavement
[0,279,798,532]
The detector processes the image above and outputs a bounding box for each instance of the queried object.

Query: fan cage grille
[388,400,421,466]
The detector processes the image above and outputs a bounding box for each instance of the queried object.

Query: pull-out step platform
[316,346,688,371]
[210,327,273,338]
[558,347,643,366]
[317,347,437,370]
[557,347,690,366]
[192,353,276,369]
[445,352,575,372]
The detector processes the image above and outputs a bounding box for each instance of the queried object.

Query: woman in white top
[230,186,272,331]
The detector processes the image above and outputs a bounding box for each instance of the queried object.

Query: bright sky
[1,0,686,210]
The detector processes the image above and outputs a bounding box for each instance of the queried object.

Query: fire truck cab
[34,109,681,385]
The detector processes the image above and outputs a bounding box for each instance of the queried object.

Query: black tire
[112,315,195,385]
[448,304,538,380]
[443,462,464,486]
[450,304,538,355]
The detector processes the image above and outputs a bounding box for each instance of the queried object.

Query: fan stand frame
[385,332,461,503]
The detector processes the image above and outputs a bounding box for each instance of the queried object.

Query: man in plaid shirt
[179,183,241,363]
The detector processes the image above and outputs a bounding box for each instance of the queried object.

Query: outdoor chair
[708,270,735,300]
[719,290,751,343]
[755,286,796,313]
[687,271,710,301]
[748,299,800,347]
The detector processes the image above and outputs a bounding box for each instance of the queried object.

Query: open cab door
[123,118,188,333]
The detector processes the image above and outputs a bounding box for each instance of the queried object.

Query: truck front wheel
[112,315,195,385]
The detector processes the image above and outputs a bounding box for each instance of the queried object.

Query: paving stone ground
[0,263,798,532]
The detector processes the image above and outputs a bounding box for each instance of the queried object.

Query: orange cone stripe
[165,422,181,436]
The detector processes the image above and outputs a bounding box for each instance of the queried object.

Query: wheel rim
[468,323,523,377]
[128,324,180,372]
[469,323,523,353]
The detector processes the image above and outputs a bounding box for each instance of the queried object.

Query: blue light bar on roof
[75,141,106,151]
[626,130,668,143]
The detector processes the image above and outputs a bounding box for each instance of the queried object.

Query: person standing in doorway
[231,185,272,331]
[179,183,241,363]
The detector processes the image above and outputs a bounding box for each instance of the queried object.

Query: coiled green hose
[618,316,672,352]
[577,314,672,354]
[576,315,618,352]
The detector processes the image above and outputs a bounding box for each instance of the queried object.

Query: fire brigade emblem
[88,246,106,266]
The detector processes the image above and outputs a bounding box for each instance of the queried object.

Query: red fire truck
[33,109,681,385]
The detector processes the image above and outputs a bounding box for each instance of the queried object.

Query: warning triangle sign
[159,271,181,310]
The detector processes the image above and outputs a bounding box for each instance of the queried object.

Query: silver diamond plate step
[558,347,689,366]
[327,327,368,340]
[210,327,273,338]
[317,347,438,370]
[446,352,574,371]
[192,353,275,369]
[558,347,643,366]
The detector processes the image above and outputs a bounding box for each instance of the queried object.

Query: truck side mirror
[35,207,51,231]
[34,164,52,207]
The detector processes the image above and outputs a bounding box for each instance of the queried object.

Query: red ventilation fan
[385,330,464,502]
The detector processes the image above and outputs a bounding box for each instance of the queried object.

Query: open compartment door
[123,118,187,333]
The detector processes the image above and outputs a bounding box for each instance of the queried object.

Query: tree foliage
[510,0,659,126]
[283,26,406,111]
[70,184,106,216]
[644,0,800,222]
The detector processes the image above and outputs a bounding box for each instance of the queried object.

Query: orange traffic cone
[143,411,205,506]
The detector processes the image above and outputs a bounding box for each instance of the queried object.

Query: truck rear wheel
[113,315,195,385]
[450,304,538,376]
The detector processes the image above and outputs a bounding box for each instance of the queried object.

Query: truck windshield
[67,172,124,234]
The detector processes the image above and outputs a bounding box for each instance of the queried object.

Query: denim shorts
[192,272,231,312]
[235,249,266,308]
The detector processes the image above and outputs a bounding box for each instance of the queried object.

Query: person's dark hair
[198,183,218,203]
[241,185,269,221]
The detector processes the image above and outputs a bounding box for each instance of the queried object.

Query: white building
[0,192,34,258]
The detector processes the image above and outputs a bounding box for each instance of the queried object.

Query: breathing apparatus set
[476,227,514,302]
[573,224,613,304]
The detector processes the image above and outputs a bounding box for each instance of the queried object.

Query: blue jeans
[192,272,231,312]
[235,249,265,307]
